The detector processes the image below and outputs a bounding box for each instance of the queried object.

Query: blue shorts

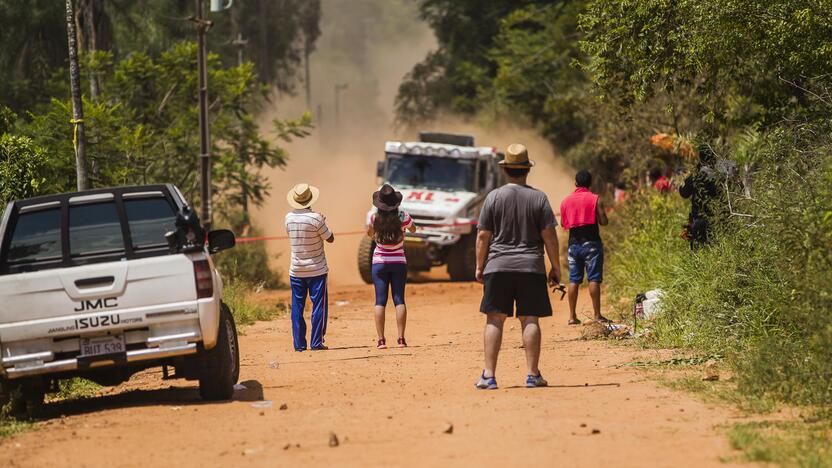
[372,263,407,306]
[567,241,604,283]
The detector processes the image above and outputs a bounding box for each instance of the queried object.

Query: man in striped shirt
[285,183,335,351]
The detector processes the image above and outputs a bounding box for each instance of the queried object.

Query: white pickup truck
[0,184,240,415]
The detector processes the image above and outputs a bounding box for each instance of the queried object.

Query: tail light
[193,260,214,299]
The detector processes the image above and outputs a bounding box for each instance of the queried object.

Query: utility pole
[194,0,212,230]
[304,40,312,110]
[232,33,247,67]
[231,29,249,215]
[334,82,348,128]
[65,0,89,191]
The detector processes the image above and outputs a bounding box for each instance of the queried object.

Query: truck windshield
[385,154,476,192]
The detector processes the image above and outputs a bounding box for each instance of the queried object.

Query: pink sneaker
[397,337,407,348]
[377,338,387,349]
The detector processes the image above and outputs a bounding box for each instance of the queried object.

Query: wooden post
[65,0,89,191]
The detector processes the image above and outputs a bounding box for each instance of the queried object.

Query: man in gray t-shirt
[474,143,562,390]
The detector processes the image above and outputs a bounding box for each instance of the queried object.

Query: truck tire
[198,303,240,401]
[358,236,375,285]
[447,234,477,281]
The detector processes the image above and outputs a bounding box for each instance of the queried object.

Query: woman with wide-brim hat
[366,184,417,349]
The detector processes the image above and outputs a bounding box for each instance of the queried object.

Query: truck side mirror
[376,161,385,178]
[208,229,236,254]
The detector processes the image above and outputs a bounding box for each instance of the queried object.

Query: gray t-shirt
[478,183,557,275]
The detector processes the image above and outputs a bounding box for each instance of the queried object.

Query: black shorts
[480,272,553,317]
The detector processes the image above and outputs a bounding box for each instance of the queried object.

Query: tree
[22,43,311,213]
[0,131,49,215]
[0,1,323,112]
[65,0,89,190]
[486,2,590,149]
[0,1,68,111]
[396,0,555,124]
[579,0,832,128]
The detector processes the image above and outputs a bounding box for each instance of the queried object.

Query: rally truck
[0,184,240,415]
[358,132,505,283]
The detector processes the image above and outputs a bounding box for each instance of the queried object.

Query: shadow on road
[502,382,621,390]
[40,379,266,419]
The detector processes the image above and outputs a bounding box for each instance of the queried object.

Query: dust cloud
[252,0,574,286]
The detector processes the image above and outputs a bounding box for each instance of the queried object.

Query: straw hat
[499,143,535,168]
[372,184,403,211]
[286,183,320,209]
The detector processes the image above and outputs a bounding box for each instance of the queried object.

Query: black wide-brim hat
[373,184,403,211]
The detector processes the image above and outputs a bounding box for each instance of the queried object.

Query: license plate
[80,335,126,357]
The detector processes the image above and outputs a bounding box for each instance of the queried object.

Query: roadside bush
[221,279,286,328]
[602,191,689,312]
[605,122,832,412]
[0,132,49,215]
[213,236,282,290]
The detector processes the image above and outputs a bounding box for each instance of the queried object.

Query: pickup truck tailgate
[0,255,196,331]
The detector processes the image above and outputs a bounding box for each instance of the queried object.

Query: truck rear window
[124,198,176,249]
[7,209,62,264]
[69,203,125,257]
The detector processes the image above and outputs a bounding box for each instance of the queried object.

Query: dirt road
[1,283,748,467]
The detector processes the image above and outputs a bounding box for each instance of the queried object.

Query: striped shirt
[285,209,333,278]
[371,211,413,264]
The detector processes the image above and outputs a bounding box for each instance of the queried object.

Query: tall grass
[221,279,287,328]
[604,122,832,414]
[214,240,283,290]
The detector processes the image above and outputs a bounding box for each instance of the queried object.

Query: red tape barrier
[235,231,366,244]
[235,220,479,244]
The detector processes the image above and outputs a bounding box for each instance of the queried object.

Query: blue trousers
[289,274,328,351]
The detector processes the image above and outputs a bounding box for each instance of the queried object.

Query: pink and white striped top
[371,211,414,265]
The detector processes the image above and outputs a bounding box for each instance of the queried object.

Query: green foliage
[605,121,832,413]
[0,415,33,439]
[580,0,832,128]
[396,0,555,123]
[602,192,689,310]
[0,1,68,111]
[0,130,50,215]
[17,42,311,213]
[397,0,683,183]
[728,421,832,467]
[0,1,322,112]
[50,378,102,401]
[222,280,287,328]
[487,2,589,149]
[214,241,282,290]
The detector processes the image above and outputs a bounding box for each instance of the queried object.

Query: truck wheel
[447,234,476,281]
[358,236,375,285]
[198,303,240,401]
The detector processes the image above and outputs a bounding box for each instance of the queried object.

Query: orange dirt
[1,283,752,467]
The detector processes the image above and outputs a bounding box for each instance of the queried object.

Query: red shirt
[560,187,598,230]
[653,176,671,193]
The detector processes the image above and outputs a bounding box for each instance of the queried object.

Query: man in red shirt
[650,168,672,193]
[560,170,609,325]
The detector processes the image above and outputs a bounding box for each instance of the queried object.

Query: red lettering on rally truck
[408,192,435,202]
